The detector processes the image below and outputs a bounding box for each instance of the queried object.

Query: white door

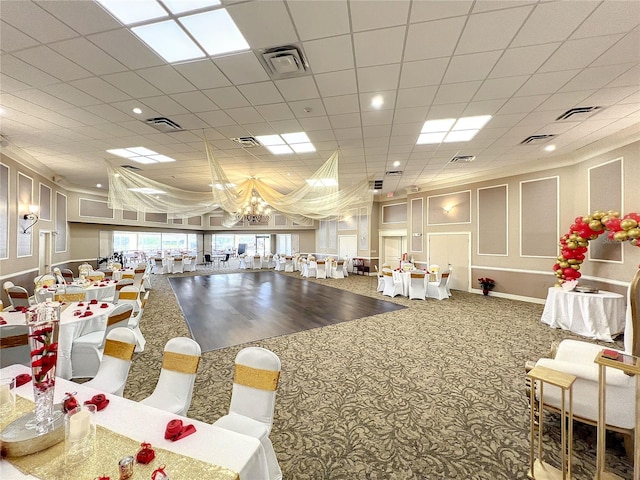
[383,237,403,269]
[338,235,357,259]
[427,233,471,292]
[38,231,52,274]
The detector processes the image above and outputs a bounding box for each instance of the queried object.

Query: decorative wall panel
[588,158,623,262]
[478,185,508,256]
[520,177,558,257]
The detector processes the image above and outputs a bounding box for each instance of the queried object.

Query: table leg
[596,364,606,479]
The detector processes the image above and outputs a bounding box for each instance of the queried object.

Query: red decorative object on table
[136,442,156,464]
[62,391,78,412]
[164,419,196,441]
[15,373,32,387]
[151,465,169,480]
[84,393,109,411]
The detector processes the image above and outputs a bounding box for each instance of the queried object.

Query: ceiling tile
[0,20,39,52]
[84,104,133,123]
[170,91,219,113]
[1,54,60,87]
[433,81,481,105]
[490,43,560,78]
[49,37,128,76]
[139,95,190,116]
[560,64,635,93]
[329,113,361,129]
[410,0,473,23]
[323,94,359,115]
[399,58,448,89]
[359,91,396,112]
[350,0,410,31]
[286,0,350,41]
[515,70,580,97]
[173,60,231,90]
[102,72,163,99]
[13,46,91,82]
[11,88,75,112]
[226,106,264,124]
[288,99,326,117]
[213,52,270,85]
[0,1,77,43]
[135,66,197,95]
[227,0,298,48]
[539,35,624,73]
[237,82,284,105]
[393,107,428,124]
[0,73,31,92]
[497,94,550,115]
[607,65,640,88]
[404,17,466,61]
[592,31,640,68]
[571,1,640,39]
[443,51,502,83]
[69,77,131,103]
[255,103,295,121]
[298,116,332,131]
[535,91,593,112]
[267,119,303,133]
[315,70,357,97]
[203,87,251,109]
[396,86,438,109]
[362,110,394,126]
[39,0,122,35]
[274,76,319,101]
[354,26,406,68]
[357,64,401,93]
[87,29,164,70]
[474,76,529,101]
[303,36,354,74]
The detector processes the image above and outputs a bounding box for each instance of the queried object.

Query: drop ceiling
[1,0,639,198]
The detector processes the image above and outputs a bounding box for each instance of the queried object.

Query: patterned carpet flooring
[121,264,633,480]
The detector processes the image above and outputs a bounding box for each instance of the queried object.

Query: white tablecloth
[540,286,625,342]
[1,302,116,379]
[0,364,270,480]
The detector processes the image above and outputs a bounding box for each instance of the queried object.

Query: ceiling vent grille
[520,134,556,145]
[449,155,476,163]
[145,117,183,133]
[121,164,142,170]
[232,136,261,148]
[385,170,403,176]
[556,106,602,121]
[260,44,309,79]
[371,179,383,190]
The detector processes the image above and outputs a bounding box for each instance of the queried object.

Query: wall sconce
[22,205,39,234]
[443,204,454,214]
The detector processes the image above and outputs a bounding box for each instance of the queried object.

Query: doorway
[427,232,471,292]
[38,231,52,275]
[379,231,407,269]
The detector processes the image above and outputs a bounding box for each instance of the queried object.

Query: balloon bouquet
[553,210,640,285]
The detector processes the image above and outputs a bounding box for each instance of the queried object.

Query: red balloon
[562,249,575,259]
[574,216,584,224]
[553,263,561,271]
[605,217,622,231]
[623,212,640,222]
[575,253,585,261]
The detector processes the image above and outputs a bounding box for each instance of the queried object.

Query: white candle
[68,409,91,441]
[0,384,10,405]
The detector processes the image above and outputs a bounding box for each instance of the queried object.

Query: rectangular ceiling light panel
[132,20,205,63]
[107,147,176,164]
[266,145,294,155]
[257,132,316,154]
[179,9,249,56]
[162,0,221,15]
[255,135,285,146]
[96,0,168,24]
[417,115,492,145]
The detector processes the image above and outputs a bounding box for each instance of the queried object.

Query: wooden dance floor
[169,271,405,351]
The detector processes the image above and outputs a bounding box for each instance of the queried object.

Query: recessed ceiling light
[148,154,176,163]
[444,130,479,143]
[417,115,492,145]
[106,147,176,164]
[96,184,102,188]
[544,145,556,152]
[266,145,293,155]
[96,0,168,25]
[282,132,310,144]
[291,143,316,153]
[162,0,220,15]
[256,134,284,146]
[129,156,158,164]
[371,95,384,109]
[452,115,491,130]
[393,161,400,167]
[132,20,206,63]
[179,9,249,56]
[133,107,142,114]
[417,132,447,145]
[127,147,157,156]
[422,118,456,133]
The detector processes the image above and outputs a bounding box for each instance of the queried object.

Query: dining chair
[253,255,262,270]
[116,285,142,311]
[140,337,201,416]
[213,347,283,480]
[82,327,137,396]
[203,254,212,267]
[374,266,384,292]
[172,257,184,274]
[52,267,66,285]
[427,272,450,300]
[408,271,426,300]
[315,260,327,279]
[0,324,30,368]
[70,303,134,379]
[382,270,403,297]
[128,291,149,352]
[7,285,35,309]
[284,256,294,273]
[220,253,230,268]
[154,258,164,274]
[61,268,75,283]
[34,274,56,289]
[333,260,345,279]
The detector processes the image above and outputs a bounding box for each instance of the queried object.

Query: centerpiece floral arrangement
[478,277,495,295]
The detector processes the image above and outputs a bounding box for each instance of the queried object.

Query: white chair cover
[117,285,142,311]
[7,286,34,308]
[382,270,403,297]
[172,257,184,274]
[70,303,134,379]
[34,274,56,288]
[315,260,327,279]
[427,272,450,300]
[0,324,30,368]
[82,327,137,396]
[140,337,201,416]
[253,256,262,270]
[409,272,426,300]
[375,266,384,292]
[284,256,294,273]
[128,291,149,352]
[305,261,317,278]
[213,347,283,480]
[333,260,345,279]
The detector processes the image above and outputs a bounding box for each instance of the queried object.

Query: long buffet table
[0,364,271,479]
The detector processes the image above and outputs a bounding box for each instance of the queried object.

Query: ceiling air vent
[371,179,383,190]
[232,136,261,148]
[385,170,403,176]
[556,106,602,121]
[145,117,184,133]
[450,155,476,163]
[520,134,556,145]
[121,165,142,171]
[260,44,309,79]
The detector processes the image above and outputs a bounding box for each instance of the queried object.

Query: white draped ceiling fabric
[108,142,373,228]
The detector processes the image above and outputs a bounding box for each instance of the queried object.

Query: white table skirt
[1,302,116,379]
[0,364,270,480]
[540,286,625,342]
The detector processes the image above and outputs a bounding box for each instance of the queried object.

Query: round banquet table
[0,301,117,379]
[540,286,625,342]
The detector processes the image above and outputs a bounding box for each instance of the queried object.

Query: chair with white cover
[52,267,66,285]
[213,347,283,480]
[34,274,56,289]
[427,272,450,300]
[333,260,345,279]
[153,258,164,274]
[128,291,149,352]
[253,255,262,270]
[409,271,426,300]
[262,254,272,269]
[382,270,403,297]
[0,324,30,368]
[172,256,184,274]
[305,260,317,278]
[116,285,141,311]
[183,256,195,272]
[374,266,385,292]
[316,260,327,279]
[7,286,35,309]
[531,269,640,457]
[61,268,75,283]
[82,327,137,396]
[70,303,134,379]
[284,256,294,273]
[140,337,201,416]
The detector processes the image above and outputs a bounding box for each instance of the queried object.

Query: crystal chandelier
[236,190,272,224]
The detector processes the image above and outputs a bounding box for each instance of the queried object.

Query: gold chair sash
[87,275,103,281]
[234,364,280,391]
[103,339,135,360]
[0,334,28,348]
[118,291,138,300]
[54,293,86,302]
[162,352,200,374]
[107,310,132,327]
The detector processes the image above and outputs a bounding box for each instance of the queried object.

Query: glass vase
[26,302,61,434]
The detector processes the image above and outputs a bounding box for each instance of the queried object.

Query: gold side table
[593,350,640,480]
[527,365,577,479]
